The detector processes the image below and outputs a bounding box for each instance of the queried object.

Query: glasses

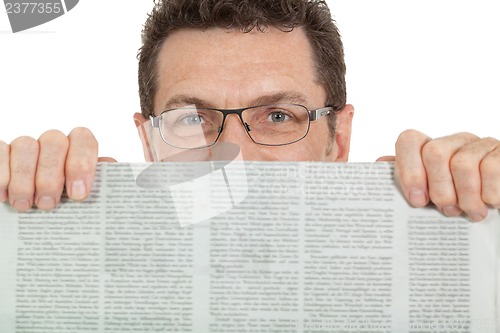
[150,103,334,149]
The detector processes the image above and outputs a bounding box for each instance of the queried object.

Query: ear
[333,104,354,162]
[134,113,155,162]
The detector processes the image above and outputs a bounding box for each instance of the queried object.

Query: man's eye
[267,112,290,123]
[180,114,204,126]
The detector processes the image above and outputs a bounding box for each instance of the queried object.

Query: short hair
[138,0,346,135]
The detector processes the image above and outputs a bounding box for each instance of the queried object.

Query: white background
[0,0,499,162]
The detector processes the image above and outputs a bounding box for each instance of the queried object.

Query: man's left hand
[379,130,500,221]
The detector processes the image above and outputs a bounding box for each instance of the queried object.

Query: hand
[0,128,116,212]
[381,130,500,222]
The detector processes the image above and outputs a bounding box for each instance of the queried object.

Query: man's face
[136,27,353,162]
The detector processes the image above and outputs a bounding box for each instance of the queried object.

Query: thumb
[376,155,395,162]
[98,156,117,163]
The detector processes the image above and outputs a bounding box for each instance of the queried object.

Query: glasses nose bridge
[219,107,251,133]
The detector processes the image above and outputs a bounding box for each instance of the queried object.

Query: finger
[0,141,10,202]
[34,130,69,210]
[480,141,500,209]
[450,138,495,221]
[423,132,478,216]
[9,136,39,211]
[395,129,431,207]
[98,157,117,163]
[65,128,98,201]
[376,155,395,162]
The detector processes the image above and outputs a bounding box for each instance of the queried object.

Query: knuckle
[429,189,455,207]
[482,192,500,207]
[397,129,425,143]
[450,151,476,175]
[69,127,96,141]
[0,140,9,150]
[39,129,67,144]
[37,155,64,170]
[36,177,64,194]
[398,129,422,139]
[69,127,98,154]
[12,163,34,177]
[0,175,8,187]
[421,140,448,164]
[66,158,93,174]
[456,191,483,213]
[479,154,499,177]
[0,140,9,170]
[39,132,69,157]
[458,202,484,215]
[480,152,500,207]
[397,167,425,188]
[8,175,34,195]
[480,137,499,145]
[9,137,39,177]
[39,132,69,155]
[0,174,9,189]
[10,136,38,151]
[458,183,478,197]
[454,131,479,141]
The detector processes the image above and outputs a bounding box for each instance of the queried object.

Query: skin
[136,28,352,163]
[1,27,499,221]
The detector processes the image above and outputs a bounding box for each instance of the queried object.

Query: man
[0,0,499,220]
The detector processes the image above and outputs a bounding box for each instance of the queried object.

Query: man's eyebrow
[163,95,216,110]
[162,92,309,111]
[249,92,308,107]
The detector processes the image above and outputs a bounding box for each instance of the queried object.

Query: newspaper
[0,162,498,333]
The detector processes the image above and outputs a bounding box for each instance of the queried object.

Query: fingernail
[409,190,427,207]
[469,212,486,222]
[37,196,56,210]
[442,205,461,217]
[70,180,87,200]
[12,199,32,211]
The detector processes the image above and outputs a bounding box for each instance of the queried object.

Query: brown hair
[138,0,346,135]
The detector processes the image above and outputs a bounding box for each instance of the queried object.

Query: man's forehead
[157,26,315,73]
[153,26,323,113]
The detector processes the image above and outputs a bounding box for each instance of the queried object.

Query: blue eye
[268,112,290,123]
[180,114,204,126]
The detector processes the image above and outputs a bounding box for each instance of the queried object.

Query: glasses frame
[150,103,334,149]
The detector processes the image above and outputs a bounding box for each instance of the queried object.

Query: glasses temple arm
[308,106,333,121]
[150,115,160,128]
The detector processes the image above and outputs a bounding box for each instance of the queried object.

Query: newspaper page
[0,162,498,333]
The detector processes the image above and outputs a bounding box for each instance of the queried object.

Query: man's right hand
[0,128,115,212]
